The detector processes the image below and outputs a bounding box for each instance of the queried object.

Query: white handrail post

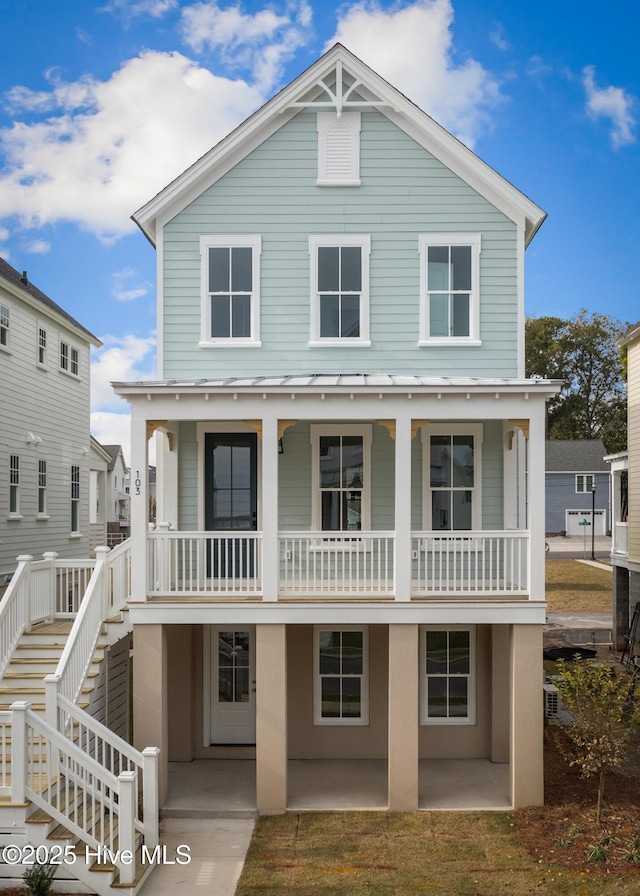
[10,700,29,804]
[44,674,60,729]
[94,547,110,622]
[117,770,137,885]
[42,552,58,622]
[17,556,33,632]
[142,746,160,848]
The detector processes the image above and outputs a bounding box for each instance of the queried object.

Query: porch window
[200,235,261,346]
[309,235,370,345]
[311,424,371,532]
[576,474,595,493]
[9,455,19,515]
[419,234,481,344]
[420,626,475,724]
[70,465,80,533]
[423,424,482,530]
[314,626,369,725]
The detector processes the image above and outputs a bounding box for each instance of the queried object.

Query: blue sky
[0,0,638,462]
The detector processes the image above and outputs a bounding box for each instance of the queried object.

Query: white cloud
[328,0,502,148]
[99,0,177,19]
[111,266,151,302]
[24,239,50,254]
[489,24,509,51]
[91,332,156,411]
[583,65,636,148]
[180,0,312,92]
[0,51,264,240]
[91,411,136,468]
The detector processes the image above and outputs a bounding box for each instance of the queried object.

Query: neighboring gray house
[89,435,111,554]
[102,444,130,545]
[545,439,610,536]
[0,258,101,578]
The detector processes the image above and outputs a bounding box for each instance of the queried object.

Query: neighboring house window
[314,626,369,725]
[199,235,261,346]
[309,235,371,345]
[317,111,361,186]
[60,341,69,370]
[419,234,481,344]
[70,347,79,376]
[423,424,482,530]
[38,460,47,516]
[420,626,476,724]
[311,424,371,532]
[576,474,595,493]
[71,465,80,532]
[9,455,19,515]
[38,327,47,365]
[60,340,79,375]
[0,304,9,348]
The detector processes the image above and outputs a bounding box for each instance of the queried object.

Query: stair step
[3,670,99,680]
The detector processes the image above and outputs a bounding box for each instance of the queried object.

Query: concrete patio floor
[164,758,511,816]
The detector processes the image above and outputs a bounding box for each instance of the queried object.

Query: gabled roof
[133,44,545,247]
[102,444,126,473]
[545,439,609,473]
[0,257,100,346]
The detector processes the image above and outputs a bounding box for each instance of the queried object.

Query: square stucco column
[133,624,168,806]
[510,624,543,809]
[256,624,287,813]
[388,624,419,810]
[491,625,510,763]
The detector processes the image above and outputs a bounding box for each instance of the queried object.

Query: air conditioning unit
[543,683,560,719]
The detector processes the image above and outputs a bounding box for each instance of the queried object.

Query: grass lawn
[236,809,637,895]
[545,559,612,613]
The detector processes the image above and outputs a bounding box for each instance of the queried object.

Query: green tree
[555,659,640,823]
[525,310,627,452]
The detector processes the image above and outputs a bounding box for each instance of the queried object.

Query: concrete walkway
[140,818,254,896]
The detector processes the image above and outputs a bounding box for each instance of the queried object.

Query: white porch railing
[279,532,395,595]
[0,710,10,796]
[147,530,263,596]
[411,530,529,596]
[612,521,628,558]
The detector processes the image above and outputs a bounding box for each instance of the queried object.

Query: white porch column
[502,423,520,530]
[394,413,412,601]
[130,413,149,601]
[527,411,546,601]
[510,624,544,808]
[261,415,279,602]
[388,624,419,810]
[256,623,287,813]
[157,424,179,527]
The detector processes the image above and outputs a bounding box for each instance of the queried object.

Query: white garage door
[565,509,606,536]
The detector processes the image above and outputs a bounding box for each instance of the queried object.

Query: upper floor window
[70,347,79,376]
[9,454,20,516]
[576,474,595,494]
[423,424,482,531]
[0,304,9,349]
[200,235,261,347]
[309,235,370,346]
[419,234,481,345]
[60,340,80,376]
[38,327,47,365]
[311,424,371,533]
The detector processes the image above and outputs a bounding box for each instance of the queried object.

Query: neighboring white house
[0,258,101,579]
[89,435,111,554]
[115,44,559,813]
[102,444,130,545]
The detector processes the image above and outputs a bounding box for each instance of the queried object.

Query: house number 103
[135,472,141,495]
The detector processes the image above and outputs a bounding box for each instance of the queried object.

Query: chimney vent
[21,271,28,285]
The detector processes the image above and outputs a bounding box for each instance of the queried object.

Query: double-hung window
[309,235,370,345]
[200,235,261,346]
[0,304,9,349]
[420,626,475,724]
[314,626,369,725]
[70,347,79,376]
[311,425,371,532]
[70,465,80,533]
[423,424,482,531]
[576,474,595,494]
[419,234,481,344]
[38,327,47,365]
[9,455,19,516]
[38,460,47,516]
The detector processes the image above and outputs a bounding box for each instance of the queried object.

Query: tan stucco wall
[166,625,195,761]
[287,624,389,759]
[418,624,492,759]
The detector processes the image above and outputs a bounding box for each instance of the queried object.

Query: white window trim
[59,339,81,378]
[317,110,361,186]
[418,233,481,345]
[37,324,47,369]
[310,423,372,533]
[0,302,10,353]
[37,459,48,518]
[575,474,595,494]
[313,625,369,726]
[199,235,262,347]
[70,464,81,534]
[8,454,20,518]
[309,234,371,346]
[421,423,483,530]
[420,625,476,725]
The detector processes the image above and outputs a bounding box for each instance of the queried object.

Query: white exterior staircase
[0,542,160,896]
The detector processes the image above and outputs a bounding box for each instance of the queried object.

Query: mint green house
[116,44,558,814]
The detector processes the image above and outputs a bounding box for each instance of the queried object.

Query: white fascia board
[132,44,545,247]
[129,600,547,626]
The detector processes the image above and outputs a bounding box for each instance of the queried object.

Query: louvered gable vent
[317,111,361,185]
